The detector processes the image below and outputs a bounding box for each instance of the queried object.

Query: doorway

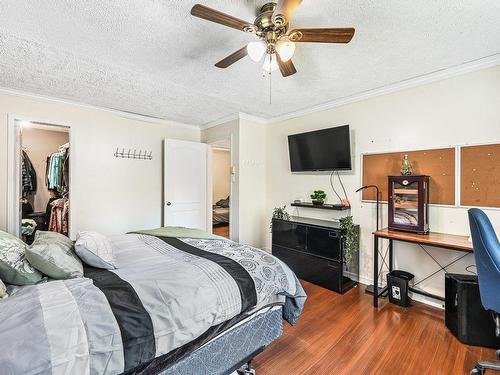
[10,119,71,243]
[209,139,231,239]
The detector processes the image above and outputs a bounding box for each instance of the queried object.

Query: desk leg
[373,235,378,308]
[389,239,393,273]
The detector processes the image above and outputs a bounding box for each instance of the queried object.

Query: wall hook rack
[114,148,153,160]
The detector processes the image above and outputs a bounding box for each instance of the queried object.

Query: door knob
[166,202,171,206]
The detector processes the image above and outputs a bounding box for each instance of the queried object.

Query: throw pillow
[26,231,83,279]
[0,278,7,299]
[0,230,43,285]
[75,231,116,269]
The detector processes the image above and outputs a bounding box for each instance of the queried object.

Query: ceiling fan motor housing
[253,3,288,40]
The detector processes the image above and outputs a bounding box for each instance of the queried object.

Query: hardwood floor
[254,281,496,375]
[213,224,229,238]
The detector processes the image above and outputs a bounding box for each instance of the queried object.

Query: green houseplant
[270,205,291,232]
[310,190,327,205]
[339,215,359,268]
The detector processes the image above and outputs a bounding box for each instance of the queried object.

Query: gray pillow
[26,231,83,279]
[75,231,116,269]
[0,230,43,285]
[0,279,8,299]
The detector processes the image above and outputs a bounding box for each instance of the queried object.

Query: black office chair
[468,209,500,375]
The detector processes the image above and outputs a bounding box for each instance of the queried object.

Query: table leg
[389,239,393,273]
[374,235,379,308]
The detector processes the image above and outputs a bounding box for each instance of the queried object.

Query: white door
[164,139,209,231]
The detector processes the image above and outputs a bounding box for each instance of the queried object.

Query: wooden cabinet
[272,217,359,293]
[388,175,429,233]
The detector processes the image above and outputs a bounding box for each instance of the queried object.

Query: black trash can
[387,270,414,307]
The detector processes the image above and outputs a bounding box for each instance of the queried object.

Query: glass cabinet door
[391,180,419,228]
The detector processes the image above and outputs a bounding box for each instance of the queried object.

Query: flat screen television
[288,125,352,172]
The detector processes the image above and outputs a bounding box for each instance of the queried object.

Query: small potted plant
[270,205,291,232]
[339,215,359,270]
[310,190,327,205]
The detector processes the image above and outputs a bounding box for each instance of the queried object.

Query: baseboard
[357,275,445,310]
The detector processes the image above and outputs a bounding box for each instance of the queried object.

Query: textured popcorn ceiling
[0,1,499,126]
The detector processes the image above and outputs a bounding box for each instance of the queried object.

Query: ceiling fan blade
[276,54,297,77]
[272,0,302,26]
[191,4,255,32]
[289,28,355,43]
[215,46,248,68]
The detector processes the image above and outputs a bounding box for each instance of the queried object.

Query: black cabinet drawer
[306,227,342,261]
[273,245,342,292]
[272,220,307,251]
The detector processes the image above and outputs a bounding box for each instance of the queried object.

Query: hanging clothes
[48,197,69,235]
[45,145,69,194]
[21,150,37,196]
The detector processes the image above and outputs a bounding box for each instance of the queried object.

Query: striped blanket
[0,234,306,375]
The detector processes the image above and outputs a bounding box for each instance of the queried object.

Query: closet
[20,123,70,243]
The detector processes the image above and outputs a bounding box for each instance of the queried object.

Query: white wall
[0,92,200,238]
[212,149,230,203]
[239,118,267,247]
[264,65,500,306]
[21,127,69,212]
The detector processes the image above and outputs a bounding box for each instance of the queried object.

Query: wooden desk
[372,228,473,307]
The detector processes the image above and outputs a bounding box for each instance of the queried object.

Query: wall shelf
[291,202,350,211]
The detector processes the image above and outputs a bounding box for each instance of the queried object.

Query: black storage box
[445,273,499,348]
[387,270,414,307]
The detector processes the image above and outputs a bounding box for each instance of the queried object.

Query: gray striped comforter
[0,234,306,375]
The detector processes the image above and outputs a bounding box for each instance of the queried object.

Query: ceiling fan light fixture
[276,40,296,62]
[247,41,267,62]
[262,53,279,73]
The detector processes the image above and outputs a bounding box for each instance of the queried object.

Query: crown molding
[2,54,499,131]
[0,86,199,130]
[238,112,270,124]
[201,54,500,129]
[200,114,240,130]
[265,54,500,124]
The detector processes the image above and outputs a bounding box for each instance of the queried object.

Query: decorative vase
[312,200,324,205]
[400,154,413,176]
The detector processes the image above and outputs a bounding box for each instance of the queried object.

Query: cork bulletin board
[362,148,456,205]
[461,143,500,208]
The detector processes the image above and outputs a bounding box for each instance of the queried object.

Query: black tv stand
[272,216,359,293]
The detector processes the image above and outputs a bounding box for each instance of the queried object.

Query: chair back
[468,208,500,313]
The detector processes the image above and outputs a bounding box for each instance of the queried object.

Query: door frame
[207,136,234,239]
[7,114,73,237]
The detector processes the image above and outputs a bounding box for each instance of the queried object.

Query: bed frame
[160,307,283,375]
[121,307,283,375]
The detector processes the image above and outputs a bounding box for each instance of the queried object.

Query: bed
[213,206,230,225]
[0,228,306,375]
[213,197,230,225]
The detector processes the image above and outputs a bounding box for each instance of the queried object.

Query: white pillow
[75,231,116,269]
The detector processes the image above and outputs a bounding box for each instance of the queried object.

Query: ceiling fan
[191,0,355,77]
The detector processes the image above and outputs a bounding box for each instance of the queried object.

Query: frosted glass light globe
[247,41,266,62]
[276,40,296,62]
[262,54,279,73]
